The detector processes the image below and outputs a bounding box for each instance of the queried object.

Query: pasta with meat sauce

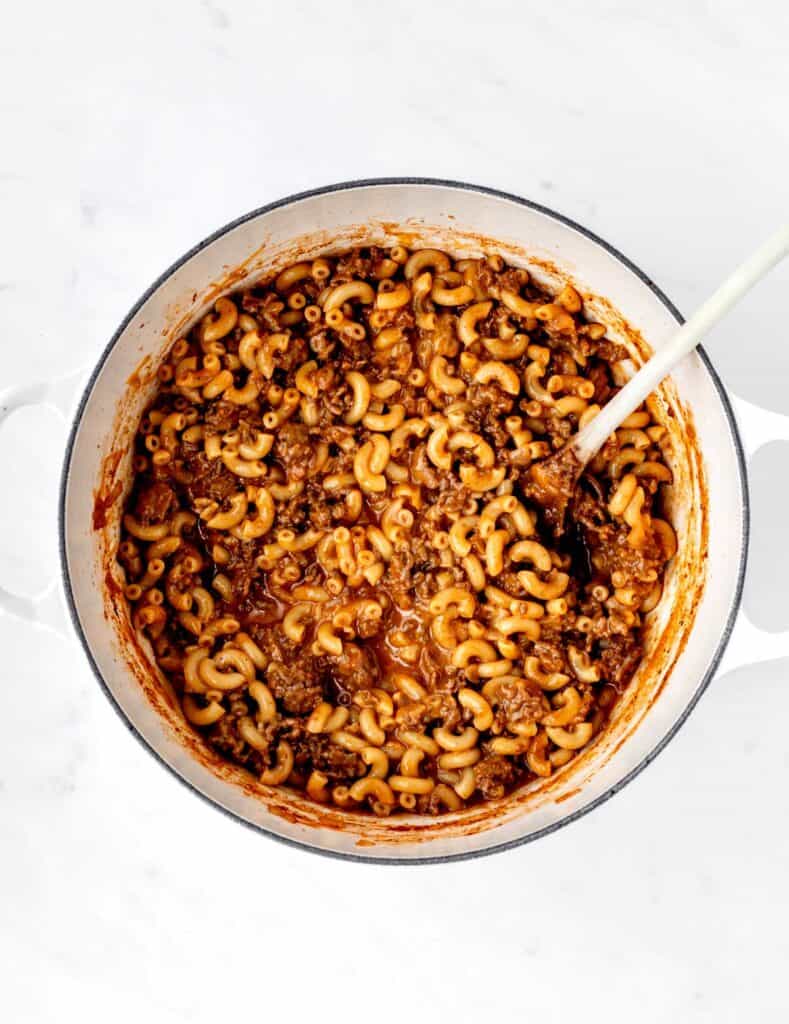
[118,245,676,816]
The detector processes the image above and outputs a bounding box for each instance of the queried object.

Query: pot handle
[715,392,789,677]
[0,369,89,636]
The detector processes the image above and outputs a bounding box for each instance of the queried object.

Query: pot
[5,179,788,862]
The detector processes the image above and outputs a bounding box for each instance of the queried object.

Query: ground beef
[541,314,577,343]
[476,263,528,299]
[275,335,309,374]
[571,481,663,588]
[208,714,247,761]
[394,692,461,730]
[226,552,259,604]
[586,362,614,405]
[203,401,240,434]
[387,305,415,334]
[305,487,334,530]
[240,290,286,331]
[307,327,336,361]
[267,659,323,714]
[465,383,513,447]
[475,755,517,800]
[327,644,379,700]
[551,351,577,375]
[394,702,429,729]
[386,547,416,608]
[587,522,663,584]
[272,422,314,480]
[334,249,375,280]
[429,484,474,521]
[293,733,362,779]
[572,487,608,530]
[185,451,239,504]
[495,571,528,599]
[494,679,549,731]
[531,641,566,674]
[405,445,438,490]
[134,480,177,525]
[208,708,274,771]
[593,338,629,363]
[598,634,643,690]
[274,495,310,531]
[242,618,286,662]
[425,693,462,729]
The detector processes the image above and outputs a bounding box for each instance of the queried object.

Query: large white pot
[9,179,788,862]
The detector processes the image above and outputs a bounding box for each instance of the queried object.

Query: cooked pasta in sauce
[117,245,676,816]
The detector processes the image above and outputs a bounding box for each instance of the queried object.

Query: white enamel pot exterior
[54,179,753,862]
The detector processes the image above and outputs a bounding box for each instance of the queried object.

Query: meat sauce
[116,245,675,816]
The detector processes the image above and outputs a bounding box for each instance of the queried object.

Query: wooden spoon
[530,224,789,532]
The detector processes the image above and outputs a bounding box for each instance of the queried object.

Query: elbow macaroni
[119,243,676,817]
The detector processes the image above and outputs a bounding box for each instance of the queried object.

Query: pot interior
[62,182,745,860]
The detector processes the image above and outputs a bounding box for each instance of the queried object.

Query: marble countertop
[2,1,788,1020]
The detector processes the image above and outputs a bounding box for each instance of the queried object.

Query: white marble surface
[2,1,789,1020]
